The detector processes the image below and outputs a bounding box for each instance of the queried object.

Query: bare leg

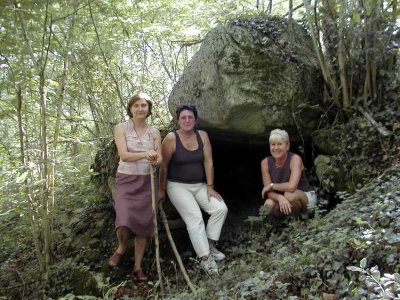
[108,226,129,267]
[116,226,129,254]
[134,235,148,272]
[264,193,305,217]
[287,199,303,215]
[263,198,281,217]
[284,190,308,216]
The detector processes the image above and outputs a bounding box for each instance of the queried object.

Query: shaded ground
[107,164,400,299]
[1,164,399,299]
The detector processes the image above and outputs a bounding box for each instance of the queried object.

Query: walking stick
[150,165,164,295]
[159,202,196,293]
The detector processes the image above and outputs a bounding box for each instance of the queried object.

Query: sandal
[108,251,124,267]
[133,269,148,281]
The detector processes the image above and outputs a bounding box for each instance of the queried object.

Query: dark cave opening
[158,131,323,259]
[210,133,318,218]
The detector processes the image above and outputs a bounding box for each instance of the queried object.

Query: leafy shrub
[347,258,400,299]
[46,258,103,298]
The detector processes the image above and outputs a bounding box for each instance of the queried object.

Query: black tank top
[267,151,313,192]
[167,130,205,183]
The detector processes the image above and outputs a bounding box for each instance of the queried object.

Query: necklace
[131,120,148,145]
[275,156,287,168]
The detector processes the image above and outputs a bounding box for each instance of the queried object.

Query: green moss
[229,52,241,69]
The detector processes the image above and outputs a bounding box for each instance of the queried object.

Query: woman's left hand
[146,150,159,166]
[278,196,292,215]
[207,185,223,201]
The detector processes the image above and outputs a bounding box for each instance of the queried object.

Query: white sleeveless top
[117,120,156,175]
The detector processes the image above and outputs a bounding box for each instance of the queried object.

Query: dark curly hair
[127,92,153,118]
[176,104,198,120]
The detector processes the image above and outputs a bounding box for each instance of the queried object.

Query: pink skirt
[114,172,155,237]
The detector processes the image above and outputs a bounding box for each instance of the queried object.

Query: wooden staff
[150,165,163,295]
[159,202,196,293]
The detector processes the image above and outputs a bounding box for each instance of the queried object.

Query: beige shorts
[305,191,317,209]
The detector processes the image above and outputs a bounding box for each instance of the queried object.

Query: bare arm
[158,132,175,201]
[201,130,214,187]
[261,158,274,199]
[200,130,223,200]
[261,158,284,201]
[114,123,147,162]
[147,128,163,166]
[261,158,272,189]
[261,157,292,214]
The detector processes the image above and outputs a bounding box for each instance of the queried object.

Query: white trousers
[167,181,228,258]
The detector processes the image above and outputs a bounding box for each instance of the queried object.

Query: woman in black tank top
[158,105,228,274]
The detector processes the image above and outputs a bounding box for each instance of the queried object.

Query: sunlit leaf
[15,171,29,183]
[360,258,367,269]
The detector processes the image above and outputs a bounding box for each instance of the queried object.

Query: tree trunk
[392,0,398,23]
[303,0,341,109]
[387,0,397,72]
[362,0,380,103]
[17,87,45,273]
[288,0,293,37]
[16,0,54,282]
[50,0,78,256]
[39,70,51,281]
[338,5,350,109]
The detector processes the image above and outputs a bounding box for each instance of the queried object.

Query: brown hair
[176,104,198,120]
[127,92,153,118]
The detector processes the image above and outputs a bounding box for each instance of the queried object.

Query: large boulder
[168,16,323,144]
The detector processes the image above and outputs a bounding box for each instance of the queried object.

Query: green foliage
[45,258,104,298]
[0,0,399,298]
[1,0,280,297]
[347,258,400,298]
[161,164,400,299]
[312,102,399,195]
[1,161,399,298]
[301,0,399,112]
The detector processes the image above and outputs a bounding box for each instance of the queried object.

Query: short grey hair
[269,129,290,143]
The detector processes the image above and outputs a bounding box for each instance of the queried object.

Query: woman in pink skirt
[108,92,162,281]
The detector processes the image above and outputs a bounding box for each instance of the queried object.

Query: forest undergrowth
[146,163,400,299]
[0,102,399,298]
[1,163,399,299]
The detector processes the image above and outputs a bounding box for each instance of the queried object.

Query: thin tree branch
[303,0,341,109]
[283,3,304,17]
[150,166,164,295]
[358,106,391,137]
[159,202,196,294]
[88,0,125,117]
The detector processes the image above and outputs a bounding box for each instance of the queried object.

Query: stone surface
[312,127,343,156]
[168,17,323,144]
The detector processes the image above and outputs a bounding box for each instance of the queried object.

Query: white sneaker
[209,242,226,261]
[200,255,218,274]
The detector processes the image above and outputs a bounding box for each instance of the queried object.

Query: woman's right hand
[145,150,158,165]
[207,185,223,201]
[158,189,166,203]
[261,185,272,199]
